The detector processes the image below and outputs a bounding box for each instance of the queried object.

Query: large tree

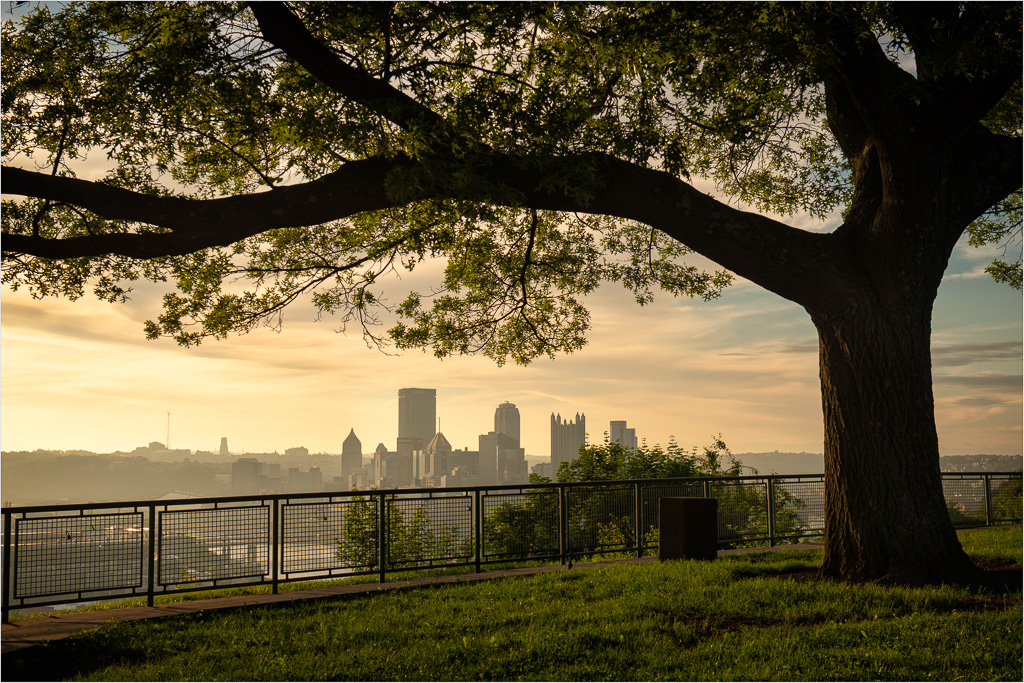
[2,2,1020,584]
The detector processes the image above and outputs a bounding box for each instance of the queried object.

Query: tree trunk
[811,298,980,585]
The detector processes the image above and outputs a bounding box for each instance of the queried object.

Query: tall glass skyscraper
[494,401,521,444]
[398,387,437,446]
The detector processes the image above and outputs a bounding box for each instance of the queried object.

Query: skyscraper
[610,420,638,450]
[550,412,586,478]
[342,428,362,479]
[219,437,229,456]
[398,388,437,446]
[479,431,522,486]
[494,401,521,443]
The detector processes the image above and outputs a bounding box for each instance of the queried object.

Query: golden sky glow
[2,232,1019,458]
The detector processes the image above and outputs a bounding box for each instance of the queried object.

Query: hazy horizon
[4,239,1021,457]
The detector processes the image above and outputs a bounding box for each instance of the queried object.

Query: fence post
[984,475,993,526]
[559,484,567,567]
[147,504,156,607]
[271,498,279,595]
[767,477,777,547]
[634,482,642,558]
[474,489,482,574]
[377,493,387,584]
[2,511,11,623]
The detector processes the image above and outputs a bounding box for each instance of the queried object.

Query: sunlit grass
[4,527,1019,681]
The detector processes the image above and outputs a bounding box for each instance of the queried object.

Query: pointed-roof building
[550,411,586,479]
[342,428,362,478]
[424,431,452,478]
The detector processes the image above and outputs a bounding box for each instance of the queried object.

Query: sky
[2,224,1020,458]
[1,2,1021,460]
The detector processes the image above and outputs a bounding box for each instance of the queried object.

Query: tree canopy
[2,2,1020,584]
[4,3,1017,356]
[556,436,738,483]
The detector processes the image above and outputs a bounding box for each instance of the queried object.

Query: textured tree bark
[811,300,980,585]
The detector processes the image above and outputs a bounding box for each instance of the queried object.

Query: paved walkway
[2,543,822,654]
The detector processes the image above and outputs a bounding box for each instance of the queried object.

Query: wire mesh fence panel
[565,485,636,556]
[282,501,349,574]
[711,479,769,547]
[774,479,826,540]
[386,494,474,568]
[158,505,269,586]
[942,477,988,527]
[13,512,144,599]
[482,489,559,560]
[330,496,381,571]
[988,474,1022,524]
[5,472,1020,617]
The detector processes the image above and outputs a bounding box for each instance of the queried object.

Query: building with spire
[550,412,586,479]
[415,431,453,486]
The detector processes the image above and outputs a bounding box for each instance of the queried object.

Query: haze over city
[3,226,1020,459]
[0,2,1019,462]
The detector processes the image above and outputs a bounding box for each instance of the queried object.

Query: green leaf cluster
[2,2,1019,360]
[557,434,739,482]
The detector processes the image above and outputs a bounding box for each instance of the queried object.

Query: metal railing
[2,472,1019,621]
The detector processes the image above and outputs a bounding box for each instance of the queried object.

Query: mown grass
[5,527,1021,681]
[10,560,553,619]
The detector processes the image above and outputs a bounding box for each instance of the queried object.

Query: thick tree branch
[248,2,448,135]
[2,152,846,310]
[821,7,921,153]
[892,4,1022,136]
[1,159,402,258]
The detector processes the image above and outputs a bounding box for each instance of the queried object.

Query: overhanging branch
[2,150,847,310]
[1,158,402,259]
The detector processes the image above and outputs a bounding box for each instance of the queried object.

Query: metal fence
[2,472,1020,621]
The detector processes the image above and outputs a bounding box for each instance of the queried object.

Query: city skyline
[3,233,1021,458]
[2,196,1021,458]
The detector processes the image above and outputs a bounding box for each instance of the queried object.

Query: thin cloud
[934,373,1023,393]
[931,341,1022,367]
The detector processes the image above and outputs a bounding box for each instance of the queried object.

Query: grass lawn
[4,527,1021,681]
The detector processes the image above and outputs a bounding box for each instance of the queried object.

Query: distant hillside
[938,454,1022,472]
[733,452,824,475]
[733,452,1022,475]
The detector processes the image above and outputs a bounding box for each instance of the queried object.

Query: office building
[398,388,437,446]
[550,412,586,479]
[231,457,263,495]
[610,421,638,450]
[342,428,362,479]
[374,443,403,489]
[425,431,452,479]
[494,401,521,443]
[479,431,526,486]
